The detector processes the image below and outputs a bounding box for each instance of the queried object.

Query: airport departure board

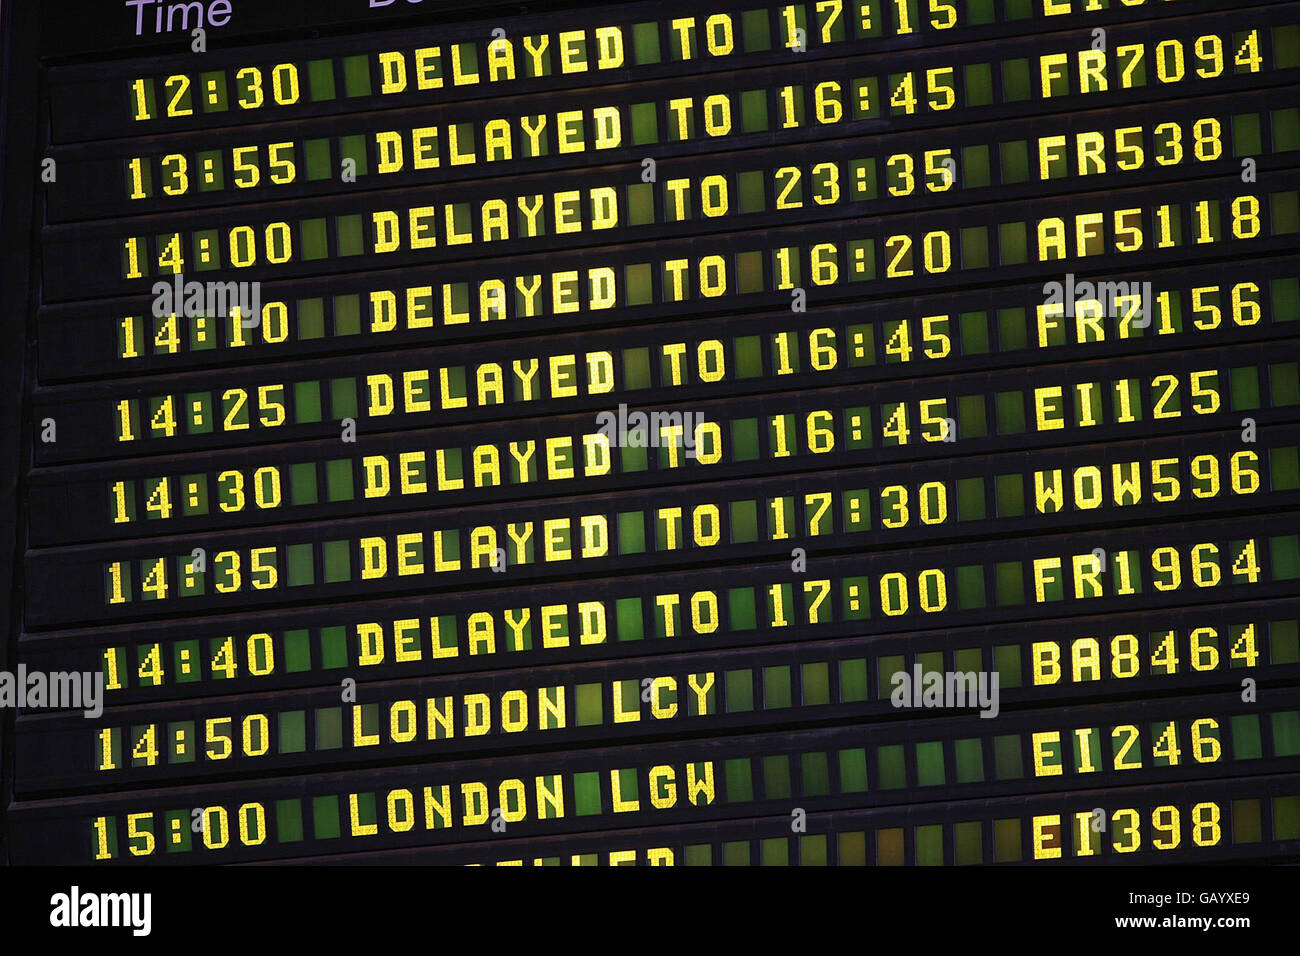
[1,0,1300,868]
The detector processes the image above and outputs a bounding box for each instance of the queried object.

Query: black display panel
[2,0,1300,881]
